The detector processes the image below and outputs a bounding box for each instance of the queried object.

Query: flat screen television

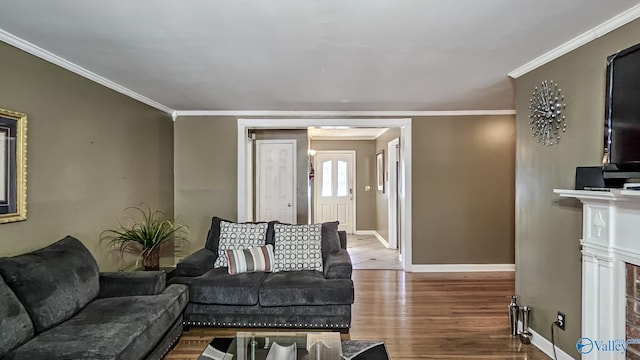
[604,42,640,177]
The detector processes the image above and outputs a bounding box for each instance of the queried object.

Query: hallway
[346,234,402,270]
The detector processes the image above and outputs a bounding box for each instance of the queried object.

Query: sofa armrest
[98,271,166,298]
[175,248,217,277]
[338,231,347,249]
[323,249,353,279]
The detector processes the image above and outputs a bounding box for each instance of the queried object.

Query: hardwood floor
[165,270,551,359]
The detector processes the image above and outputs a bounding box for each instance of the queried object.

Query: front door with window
[314,151,355,233]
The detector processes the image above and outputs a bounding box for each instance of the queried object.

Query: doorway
[237,118,413,271]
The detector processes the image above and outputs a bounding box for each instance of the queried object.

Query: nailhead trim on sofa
[156,333,182,360]
[183,320,348,328]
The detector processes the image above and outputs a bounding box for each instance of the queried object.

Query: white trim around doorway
[387,137,400,250]
[237,118,413,271]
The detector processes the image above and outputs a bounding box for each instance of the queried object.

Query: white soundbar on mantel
[554,188,640,360]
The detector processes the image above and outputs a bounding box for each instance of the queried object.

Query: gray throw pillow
[273,223,323,272]
[205,217,278,254]
[213,221,268,268]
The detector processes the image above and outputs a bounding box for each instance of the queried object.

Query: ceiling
[308,127,389,140]
[0,1,639,112]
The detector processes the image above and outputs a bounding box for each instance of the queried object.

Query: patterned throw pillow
[225,245,275,275]
[273,224,323,272]
[213,221,268,268]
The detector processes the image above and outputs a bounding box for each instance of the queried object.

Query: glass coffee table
[197,331,387,360]
[198,332,341,360]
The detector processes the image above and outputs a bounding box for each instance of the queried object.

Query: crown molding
[509,3,640,78]
[175,110,515,117]
[0,28,174,114]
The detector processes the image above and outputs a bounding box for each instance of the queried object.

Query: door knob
[287,203,292,207]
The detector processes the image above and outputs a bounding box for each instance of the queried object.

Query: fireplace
[555,189,640,360]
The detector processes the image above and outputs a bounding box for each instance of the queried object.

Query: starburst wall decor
[528,80,566,146]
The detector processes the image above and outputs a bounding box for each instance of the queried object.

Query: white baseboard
[410,264,516,272]
[529,328,576,360]
[354,230,389,247]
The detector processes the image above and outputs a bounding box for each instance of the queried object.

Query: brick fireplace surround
[627,263,640,359]
[555,189,640,360]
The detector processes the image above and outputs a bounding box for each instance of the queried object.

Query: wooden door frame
[313,150,356,233]
[255,139,297,224]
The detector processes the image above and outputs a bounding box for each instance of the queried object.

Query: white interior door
[256,140,297,223]
[314,151,355,233]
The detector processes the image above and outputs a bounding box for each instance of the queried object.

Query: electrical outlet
[556,311,566,330]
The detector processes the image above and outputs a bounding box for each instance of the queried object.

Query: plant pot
[142,247,160,270]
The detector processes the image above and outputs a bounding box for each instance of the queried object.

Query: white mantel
[554,189,640,360]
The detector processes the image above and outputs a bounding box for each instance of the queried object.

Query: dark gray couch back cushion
[205,217,278,253]
[204,217,231,253]
[0,236,100,333]
[321,221,341,261]
[0,275,34,358]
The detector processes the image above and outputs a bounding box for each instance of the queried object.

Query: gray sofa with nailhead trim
[170,217,354,332]
[0,236,189,360]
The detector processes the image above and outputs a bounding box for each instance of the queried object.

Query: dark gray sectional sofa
[0,236,189,360]
[170,218,354,332]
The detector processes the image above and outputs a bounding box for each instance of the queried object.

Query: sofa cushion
[321,221,341,261]
[273,224,323,273]
[3,284,188,360]
[98,271,166,299]
[172,267,267,305]
[0,236,99,333]
[175,248,217,277]
[0,276,34,358]
[214,221,268,268]
[204,216,232,253]
[205,217,278,254]
[324,249,353,280]
[264,221,279,246]
[259,271,354,306]
[226,244,275,275]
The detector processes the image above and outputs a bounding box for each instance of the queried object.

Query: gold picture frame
[0,107,27,223]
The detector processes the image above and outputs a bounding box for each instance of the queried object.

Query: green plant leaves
[100,204,189,259]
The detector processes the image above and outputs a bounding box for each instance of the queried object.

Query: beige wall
[411,115,515,264]
[375,128,401,241]
[0,42,174,270]
[175,116,515,266]
[174,116,238,252]
[253,129,308,224]
[515,18,640,357]
[310,140,377,230]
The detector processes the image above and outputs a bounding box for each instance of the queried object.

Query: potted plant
[101,205,189,270]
